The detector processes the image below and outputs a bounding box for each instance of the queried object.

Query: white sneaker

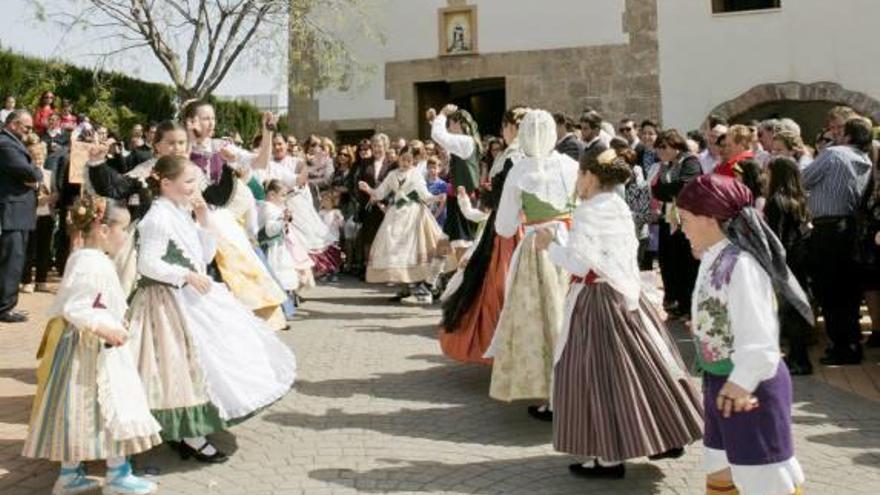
[20,283,35,294]
[401,293,433,305]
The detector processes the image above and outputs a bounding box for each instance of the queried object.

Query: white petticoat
[176,282,297,420]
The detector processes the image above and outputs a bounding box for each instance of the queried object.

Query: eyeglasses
[619,127,633,132]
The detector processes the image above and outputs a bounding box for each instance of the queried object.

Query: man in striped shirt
[803,115,873,365]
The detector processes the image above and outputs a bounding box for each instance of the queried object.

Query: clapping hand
[426,108,437,123]
[190,194,209,224]
[441,104,458,116]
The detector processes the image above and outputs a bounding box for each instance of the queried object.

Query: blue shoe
[103,462,157,495]
[52,465,102,495]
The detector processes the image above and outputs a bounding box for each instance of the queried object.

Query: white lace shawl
[568,192,641,310]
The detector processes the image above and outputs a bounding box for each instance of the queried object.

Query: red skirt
[439,235,518,365]
[310,245,342,277]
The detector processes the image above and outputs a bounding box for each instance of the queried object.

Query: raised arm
[430,113,475,159]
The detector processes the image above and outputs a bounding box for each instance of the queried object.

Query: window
[712,0,780,14]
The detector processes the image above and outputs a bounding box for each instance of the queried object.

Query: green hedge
[0,49,261,140]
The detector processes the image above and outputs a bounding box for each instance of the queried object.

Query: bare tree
[37,0,380,105]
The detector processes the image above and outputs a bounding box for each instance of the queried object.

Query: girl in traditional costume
[251,129,337,284]
[440,106,527,365]
[485,109,578,413]
[24,196,161,495]
[429,105,482,261]
[259,179,305,293]
[535,149,703,479]
[127,156,296,463]
[677,174,807,495]
[359,146,447,304]
[183,103,288,329]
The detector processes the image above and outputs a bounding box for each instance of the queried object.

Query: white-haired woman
[486,110,578,415]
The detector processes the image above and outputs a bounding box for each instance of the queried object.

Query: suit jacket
[0,129,42,231]
[555,134,584,162]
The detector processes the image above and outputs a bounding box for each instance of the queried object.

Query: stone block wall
[290,0,660,140]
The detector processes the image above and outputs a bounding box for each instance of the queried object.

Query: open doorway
[731,100,838,145]
[417,77,506,140]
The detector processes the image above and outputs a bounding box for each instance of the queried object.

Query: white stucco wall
[317,0,628,121]
[658,0,880,130]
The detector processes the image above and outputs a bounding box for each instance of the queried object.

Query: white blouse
[138,198,217,287]
[49,248,127,334]
[694,239,782,393]
[370,168,436,204]
[431,114,475,160]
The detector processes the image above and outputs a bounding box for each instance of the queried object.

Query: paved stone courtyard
[1,280,879,494]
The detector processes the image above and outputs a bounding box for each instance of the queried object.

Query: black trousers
[22,216,55,284]
[809,217,863,357]
[0,229,28,314]
[657,220,699,312]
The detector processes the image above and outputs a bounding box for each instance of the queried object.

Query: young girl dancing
[535,149,703,479]
[127,156,296,463]
[259,179,308,293]
[23,196,161,495]
[677,174,807,495]
[359,146,446,304]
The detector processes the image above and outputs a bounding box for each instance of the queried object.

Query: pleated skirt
[439,234,518,365]
[553,283,704,462]
[23,327,162,462]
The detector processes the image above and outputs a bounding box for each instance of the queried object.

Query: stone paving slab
[1,280,879,494]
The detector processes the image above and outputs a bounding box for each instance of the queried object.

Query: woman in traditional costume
[359,146,446,304]
[183,103,288,328]
[439,106,527,364]
[252,130,337,285]
[677,174,807,495]
[127,156,296,463]
[24,196,161,495]
[485,109,578,415]
[535,149,703,479]
[429,105,482,262]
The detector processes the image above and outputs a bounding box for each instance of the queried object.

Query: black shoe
[0,311,27,323]
[527,405,553,422]
[648,447,685,461]
[568,462,625,479]
[784,356,814,376]
[389,291,411,302]
[865,332,880,349]
[819,351,862,366]
[175,440,229,464]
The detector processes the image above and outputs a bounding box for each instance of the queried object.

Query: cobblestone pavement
[1,280,879,494]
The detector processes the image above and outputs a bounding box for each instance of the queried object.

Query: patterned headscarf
[678,174,813,325]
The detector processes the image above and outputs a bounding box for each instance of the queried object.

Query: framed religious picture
[438,4,477,57]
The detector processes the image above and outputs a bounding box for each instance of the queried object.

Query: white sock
[184,436,217,456]
[106,456,126,469]
[597,457,622,467]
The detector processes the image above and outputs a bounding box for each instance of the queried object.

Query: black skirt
[443,196,476,243]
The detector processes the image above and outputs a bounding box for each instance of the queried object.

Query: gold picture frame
[438,5,478,57]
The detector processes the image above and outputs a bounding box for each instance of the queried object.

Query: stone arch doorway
[707,82,880,143]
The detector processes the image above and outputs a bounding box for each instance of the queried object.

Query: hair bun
[68,195,107,234]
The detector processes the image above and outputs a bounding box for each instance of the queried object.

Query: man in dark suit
[0,110,42,323]
[553,113,584,161]
[580,110,610,156]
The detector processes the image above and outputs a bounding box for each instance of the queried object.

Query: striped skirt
[23,327,162,462]
[553,283,703,462]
